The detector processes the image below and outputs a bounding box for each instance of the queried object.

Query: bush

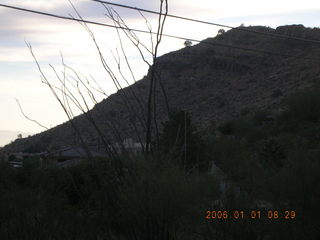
[258,137,286,168]
[285,89,320,123]
[159,111,209,172]
[0,156,220,240]
[113,157,220,239]
[218,120,236,135]
[209,136,256,182]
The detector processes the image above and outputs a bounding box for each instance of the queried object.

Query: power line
[0,3,319,61]
[0,4,139,31]
[92,0,320,45]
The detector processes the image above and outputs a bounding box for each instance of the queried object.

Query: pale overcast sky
[0,0,320,141]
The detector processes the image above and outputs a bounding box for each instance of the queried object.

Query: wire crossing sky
[0,3,319,61]
[92,0,320,45]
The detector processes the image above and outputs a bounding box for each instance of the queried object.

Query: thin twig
[15,98,49,130]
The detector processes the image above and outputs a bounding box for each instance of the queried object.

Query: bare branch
[145,0,169,153]
[26,41,94,164]
[15,98,49,130]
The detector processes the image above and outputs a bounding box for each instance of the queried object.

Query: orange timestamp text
[205,210,296,220]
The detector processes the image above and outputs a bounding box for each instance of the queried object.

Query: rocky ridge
[3,24,320,153]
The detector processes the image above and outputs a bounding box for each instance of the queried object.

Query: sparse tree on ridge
[184,40,192,47]
[217,28,225,35]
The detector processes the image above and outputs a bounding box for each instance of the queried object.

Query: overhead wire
[92,0,320,45]
[0,3,319,61]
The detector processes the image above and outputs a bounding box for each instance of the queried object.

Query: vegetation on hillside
[211,89,320,239]
[0,89,319,239]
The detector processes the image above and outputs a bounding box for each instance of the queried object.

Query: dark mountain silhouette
[0,130,32,147]
[3,24,320,153]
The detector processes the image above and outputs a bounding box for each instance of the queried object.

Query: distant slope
[0,130,32,147]
[3,24,320,153]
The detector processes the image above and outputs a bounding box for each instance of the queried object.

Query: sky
[0,0,320,145]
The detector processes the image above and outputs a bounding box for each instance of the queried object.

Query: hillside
[0,130,32,147]
[3,24,320,153]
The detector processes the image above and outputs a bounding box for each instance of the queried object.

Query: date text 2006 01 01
[205,210,296,220]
